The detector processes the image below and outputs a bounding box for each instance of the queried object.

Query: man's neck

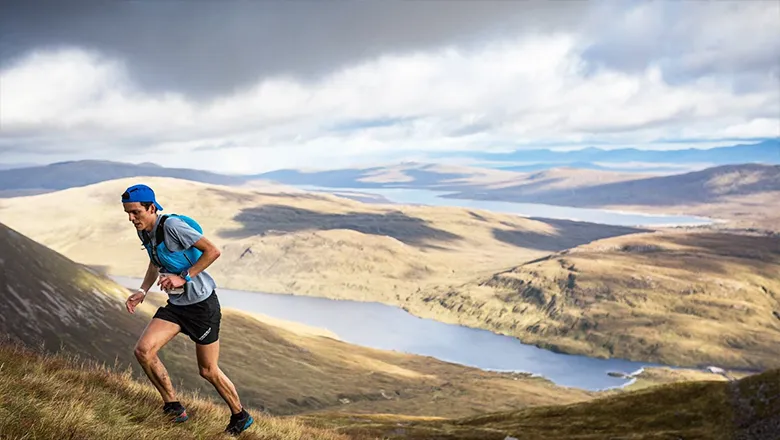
[143,214,159,232]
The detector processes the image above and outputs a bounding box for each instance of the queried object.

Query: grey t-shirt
[139,215,217,306]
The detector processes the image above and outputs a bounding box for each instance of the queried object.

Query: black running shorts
[153,291,221,345]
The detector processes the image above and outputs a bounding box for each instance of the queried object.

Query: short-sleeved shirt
[139,214,217,306]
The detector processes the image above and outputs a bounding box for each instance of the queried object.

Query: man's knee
[134,342,156,364]
[199,364,219,381]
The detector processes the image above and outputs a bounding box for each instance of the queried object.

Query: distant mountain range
[463,139,780,165]
[448,163,780,208]
[0,160,518,194]
[0,139,776,197]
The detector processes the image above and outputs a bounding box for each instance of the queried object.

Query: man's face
[123,202,156,231]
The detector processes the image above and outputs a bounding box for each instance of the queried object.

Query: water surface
[297,186,713,227]
[113,275,663,391]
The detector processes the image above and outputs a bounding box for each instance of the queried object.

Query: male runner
[121,183,253,435]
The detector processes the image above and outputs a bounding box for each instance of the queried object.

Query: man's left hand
[158,274,186,291]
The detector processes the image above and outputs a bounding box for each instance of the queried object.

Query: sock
[164,401,184,412]
[231,407,246,418]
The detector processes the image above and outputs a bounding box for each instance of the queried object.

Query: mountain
[0,221,147,365]
[495,161,706,174]
[0,162,39,170]
[253,162,523,189]
[464,139,780,165]
[452,163,780,205]
[0,159,526,196]
[0,218,598,417]
[1,139,776,196]
[447,163,780,231]
[0,159,249,193]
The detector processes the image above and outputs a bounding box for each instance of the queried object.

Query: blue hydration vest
[142,214,203,274]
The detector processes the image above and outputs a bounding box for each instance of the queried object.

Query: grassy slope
[0,221,147,367]
[416,230,780,370]
[0,336,346,440]
[4,335,777,440]
[0,220,594,419]
[309,368,780,440]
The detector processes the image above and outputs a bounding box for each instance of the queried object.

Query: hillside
[3,177,779,371]
[0,220,597,418]
[416,230,780,370]
[477,166,656,191]
[311,367,780,440]
[255,162,526,189]
[0,336,345,440]
[0,221,149,365]
[0,176,643,304]
[453,163,780,205]
[448,163,780,231]
[0,159,527,196]
[4,336,776,440]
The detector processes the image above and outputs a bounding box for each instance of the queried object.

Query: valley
[1,171,779,373]
[0,220,596,418]
[1,161,778,438]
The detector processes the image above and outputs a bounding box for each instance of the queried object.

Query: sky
[1,0,779,173]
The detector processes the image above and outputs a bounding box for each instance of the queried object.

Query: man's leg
[134,317,181,403]
[195,340,243,414]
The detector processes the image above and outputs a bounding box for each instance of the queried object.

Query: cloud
[1,1,778,173]
[580,2,780,91]
[0,0,590,100]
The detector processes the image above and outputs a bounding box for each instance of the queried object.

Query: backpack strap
[149,214,169,270]
[155,214,169,246]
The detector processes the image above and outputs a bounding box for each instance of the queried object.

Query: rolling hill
[254,162,527,189]
[0,159,249,195]
[0,176,644,304]
[416,230,780,370]
[448,163,780,231]
[0,220,599,418]
[450,163,780,206]
[2,176,779,371]
[3,183,778,438]
[0,159,528,196]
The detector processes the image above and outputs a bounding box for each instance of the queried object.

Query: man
[121,183,253,435]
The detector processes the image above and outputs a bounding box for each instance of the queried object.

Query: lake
[295,185,713,227]
[112,275,665,391]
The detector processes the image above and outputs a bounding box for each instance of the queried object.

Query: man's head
[122,184,164,231]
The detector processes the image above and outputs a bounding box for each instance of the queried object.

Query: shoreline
[299,185,718,228]
[108,274,673,392]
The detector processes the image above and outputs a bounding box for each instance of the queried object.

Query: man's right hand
[126,289,146,314]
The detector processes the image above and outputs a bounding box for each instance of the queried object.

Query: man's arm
[139,260,158,294]
[187,235,221,278]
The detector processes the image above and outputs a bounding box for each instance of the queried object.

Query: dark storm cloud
[0,0,591,100]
